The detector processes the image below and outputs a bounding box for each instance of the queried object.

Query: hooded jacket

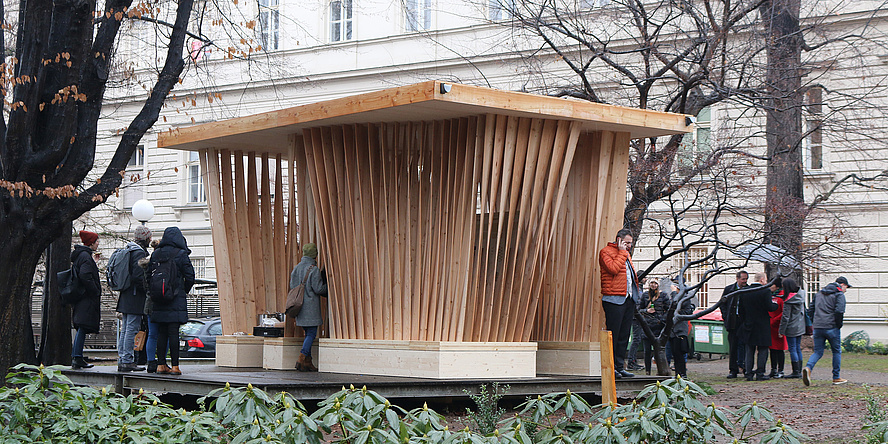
[289,255,328,327]
[812,282,846,329]
[115,241,149,315]
[147,227,195,324]
[71,244,102,333]
[779,291,806,337]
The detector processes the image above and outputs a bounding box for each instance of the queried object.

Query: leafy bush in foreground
[0,364,805,443]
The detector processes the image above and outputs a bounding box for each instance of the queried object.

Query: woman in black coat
[147,227,195,375]
[71,230,102,369]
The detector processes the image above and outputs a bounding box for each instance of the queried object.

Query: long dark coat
[719,282,744,331]
[71,245,102,333]
[738,283,778,347]
[147,227,195,324]
[115,242,149,315]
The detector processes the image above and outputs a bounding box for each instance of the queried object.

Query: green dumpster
[690,311,729,358]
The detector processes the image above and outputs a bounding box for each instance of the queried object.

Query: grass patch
[837,352,888,373]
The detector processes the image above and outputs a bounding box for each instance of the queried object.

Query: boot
[769,366,779,379]
[785,361,802,379]
[156,364,171,374]
[304,355,318,372]
[169,366,182,375]
[72,356,94,369]
[296,353,308,371]
[146,361,158,373]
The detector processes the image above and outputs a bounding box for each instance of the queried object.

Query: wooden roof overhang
[158,81,689,153]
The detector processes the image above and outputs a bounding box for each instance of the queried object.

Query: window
[122,145,145,208]
[489,0,515,20]
[329,0,352,42]
[192,257,207,279]
[672,246,710,307]
[187,151,206,204]
[405,0,431,32]
[258,0,280,50]
[677,107,712,174]
[804,87,823,170]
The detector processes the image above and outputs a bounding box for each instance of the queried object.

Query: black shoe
[757,374,770,381]
[615,371,623,379]
[118,363,145,372]
[726,373,738,379]
[146,361,158,373]
[746,375,755,381]
[618,370,635,378]
[72,357,94,369]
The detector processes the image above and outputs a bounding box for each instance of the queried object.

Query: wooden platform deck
[63,365,660,400]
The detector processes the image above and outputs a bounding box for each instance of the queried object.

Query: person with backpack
[289,243,328,372]
[71,230,102,370]
[146,227,195,375]
[111,225,151,372]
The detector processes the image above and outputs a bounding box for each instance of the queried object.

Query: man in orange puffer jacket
[600,228,643,378]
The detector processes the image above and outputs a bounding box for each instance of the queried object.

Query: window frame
[405,0,431,32]
[803,86,824,171]
[258,0,280,50]
[121,144,146,209]
[329,0,353,42]
[186,151,207,204]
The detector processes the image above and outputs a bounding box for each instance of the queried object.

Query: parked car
[179,317,222,358]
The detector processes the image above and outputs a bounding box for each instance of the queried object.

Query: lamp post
[131,199,155,225]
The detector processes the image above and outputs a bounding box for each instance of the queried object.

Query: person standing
[669,285,696,379]
[720,270,748,378]
[780,278,806,379]
[739,272,778,381]
[148,227,195,376]
[289,243,328,372]
[768,277,787,378]
[599,228,642,379]
[803,277,850,386]
[115,226,151,372]
[71,230,102,370]
[639,279,669,375]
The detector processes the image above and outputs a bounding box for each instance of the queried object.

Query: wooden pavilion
[158,82,688,395]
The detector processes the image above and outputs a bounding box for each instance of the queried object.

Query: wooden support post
[600,329,617,405]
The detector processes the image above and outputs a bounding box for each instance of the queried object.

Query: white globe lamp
[131,199,155,225]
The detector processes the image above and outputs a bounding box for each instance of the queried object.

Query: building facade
[82,1,888,341]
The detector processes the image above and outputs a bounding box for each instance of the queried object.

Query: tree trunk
[0,237,46,374]
[761,0,805,278]
[37,222,73,366]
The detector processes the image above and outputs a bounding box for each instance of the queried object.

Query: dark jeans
[627,322,642,366]
[670,336,689,377]
[72,327,87,358]
[155,322,181,367]
[770,349,785,372]
[642,336,656,373]
[727,329,746,374]
[603,299,634,371]
[745,344,770,378]
[301,326,318,357]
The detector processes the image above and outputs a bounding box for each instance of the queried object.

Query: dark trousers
[727,329,746,374]
[627,322,642,366]
[155,322,181,367]
[603,299,634,371]
[770,349,785,373]
[745,344,770,378]
[670,336,689,377]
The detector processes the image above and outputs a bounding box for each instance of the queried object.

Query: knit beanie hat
[79,230,98,246]
[302,243,318,259]
[134,225,152,242]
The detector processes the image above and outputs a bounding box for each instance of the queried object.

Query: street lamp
[131,199,155,225]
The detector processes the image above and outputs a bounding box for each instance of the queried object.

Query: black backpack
[57,266,83,305]
[148,250,179,304]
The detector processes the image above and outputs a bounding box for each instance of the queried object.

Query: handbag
[133,330,147,351]
[285,265,314,318]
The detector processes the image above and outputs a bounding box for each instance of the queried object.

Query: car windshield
[180,321,204,336]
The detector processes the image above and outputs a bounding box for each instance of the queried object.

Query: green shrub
[0,364,808,443]
[463,382,509,435]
